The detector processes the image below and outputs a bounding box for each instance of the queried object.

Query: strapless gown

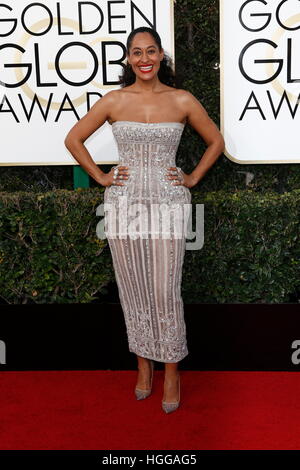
[104,121,191,363]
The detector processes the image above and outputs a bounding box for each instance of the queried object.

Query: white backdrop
[220,0,300,163]
[0,0,175,165]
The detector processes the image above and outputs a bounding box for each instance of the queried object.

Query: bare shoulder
[98,89,123,104]
[159,86,197,105]
[175,89,210,120]
[174,89,202,106]
[91,89,128,120]
[172,89,223,146]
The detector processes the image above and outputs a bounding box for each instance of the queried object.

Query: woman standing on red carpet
[65,27,224,413]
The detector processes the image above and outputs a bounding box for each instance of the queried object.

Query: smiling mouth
[138,65,153,73]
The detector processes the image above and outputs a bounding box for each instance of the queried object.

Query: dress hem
[129,348,189,364]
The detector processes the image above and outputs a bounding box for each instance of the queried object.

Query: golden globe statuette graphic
[0,1,175,166]
[220,0,300,164]
[267,11,300,108]
[16,19,118,110]
[0,11,121,166]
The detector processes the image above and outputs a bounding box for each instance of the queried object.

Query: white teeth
[139,65,153,71]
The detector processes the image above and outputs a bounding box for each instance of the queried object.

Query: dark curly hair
[118,27,176,88]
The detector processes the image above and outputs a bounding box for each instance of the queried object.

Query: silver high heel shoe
[135,359,154,400]
[162,374,180,413]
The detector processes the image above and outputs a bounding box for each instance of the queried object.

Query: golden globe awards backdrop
[220,0,300,163]
[0,0,175,166]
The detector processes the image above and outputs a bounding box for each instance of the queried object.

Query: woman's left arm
[177,90,225,188]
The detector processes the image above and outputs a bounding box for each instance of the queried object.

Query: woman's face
[126,32,164,81]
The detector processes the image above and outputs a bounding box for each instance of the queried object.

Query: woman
[65,27,225,413]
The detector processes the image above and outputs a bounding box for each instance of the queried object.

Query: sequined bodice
[111,121,185,167]
[104,121,191,204]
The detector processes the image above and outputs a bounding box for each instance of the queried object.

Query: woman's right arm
[64,90,117,186]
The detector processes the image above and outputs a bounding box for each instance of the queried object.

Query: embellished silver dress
[104,121,191,363]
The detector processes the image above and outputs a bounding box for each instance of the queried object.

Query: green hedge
[185,189,300,303]
[0,188,112,303]
[1,188,300,304]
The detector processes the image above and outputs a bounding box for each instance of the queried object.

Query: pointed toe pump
[162,375,180,413]
[135,360,154,400]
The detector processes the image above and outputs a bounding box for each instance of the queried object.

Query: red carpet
[0,370,299,450]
